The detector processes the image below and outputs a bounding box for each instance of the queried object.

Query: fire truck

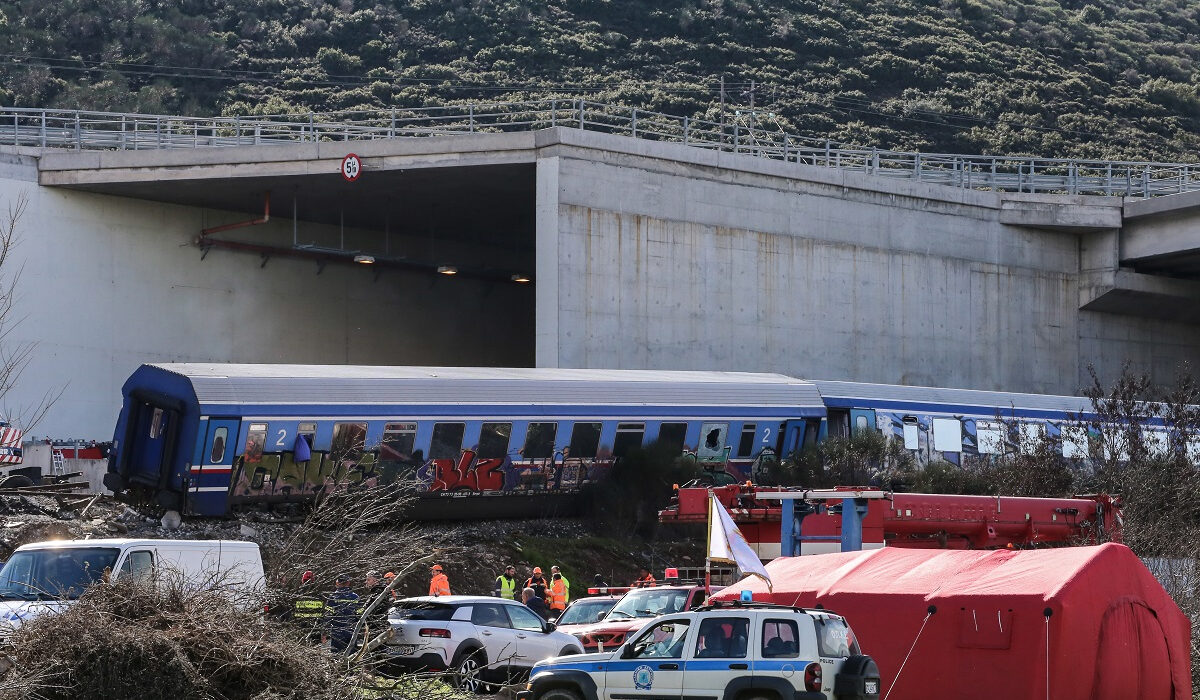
[659,483,1121,559]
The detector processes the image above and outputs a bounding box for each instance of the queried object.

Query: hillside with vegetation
[1,0,1200,161]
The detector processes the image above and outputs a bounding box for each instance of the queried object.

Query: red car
[570,584,707,652]
[551,595,619,637]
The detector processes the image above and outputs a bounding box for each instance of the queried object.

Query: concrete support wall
[0,158,533,439]
[536,141,1199,395]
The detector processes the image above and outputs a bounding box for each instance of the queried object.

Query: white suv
[517,601,880,700]
[383,595,584,691]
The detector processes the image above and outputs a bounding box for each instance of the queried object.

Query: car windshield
[389,602,454,621]
[608,589,689,619]
[557,598,617,625]
[0,547,119,600]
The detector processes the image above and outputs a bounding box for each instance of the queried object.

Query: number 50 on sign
[341,153,362,182]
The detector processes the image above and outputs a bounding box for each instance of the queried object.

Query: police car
[517,600,881,700]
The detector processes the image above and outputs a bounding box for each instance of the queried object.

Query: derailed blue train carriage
[104,364,826,517]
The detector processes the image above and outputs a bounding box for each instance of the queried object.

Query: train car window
[331,423,368,462]
[209,427,228,464]
[697,423,728,460]
[244,424,267,463]
[430,423,466,460]
[932,418,962,453]
[1143,429,1169,457]
[297,422,316,449]
[1020,423,1045,454]
[568,423,602,459]
[1187,437,1200,464]
[478,423,512,459]
[658,423,687,452]
[613,423,645,458]
[149,408,165,439]
[382,423,417,462]
[1101,428,1130,461]
[1061,425,1088,458]
[523,423,557,459]
[737,424,757,457]
[902,417,919,450]
[977,421,1004,455]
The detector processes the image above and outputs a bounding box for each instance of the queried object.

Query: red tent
[712,543,1190,700]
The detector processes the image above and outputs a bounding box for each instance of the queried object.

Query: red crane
[659,483,1121,559]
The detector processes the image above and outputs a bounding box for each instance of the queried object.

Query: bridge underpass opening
[69,162,538,368]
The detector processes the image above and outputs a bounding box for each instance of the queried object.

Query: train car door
[190,418,239,506]
[126,399,180,486]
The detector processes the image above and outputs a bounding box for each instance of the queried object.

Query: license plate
[394,644,419,656]
[866,680,879,695]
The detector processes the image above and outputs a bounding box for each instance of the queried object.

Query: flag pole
[705,488,713,598]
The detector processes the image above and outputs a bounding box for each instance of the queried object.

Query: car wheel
[452,648,488,694]
[538,688,584,700]
[557,646,581,656]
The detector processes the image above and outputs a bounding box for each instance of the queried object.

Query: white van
[0,538,265,634]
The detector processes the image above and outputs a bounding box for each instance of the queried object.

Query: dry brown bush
[0,577,354,700]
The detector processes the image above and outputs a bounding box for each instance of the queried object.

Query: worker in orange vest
[429,564,451,597]
[549,570,568,615]
[633,566,656,587]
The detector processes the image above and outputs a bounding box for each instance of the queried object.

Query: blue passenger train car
[104,365,826,517]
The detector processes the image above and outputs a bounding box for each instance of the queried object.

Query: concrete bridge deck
[1,122,1198,437]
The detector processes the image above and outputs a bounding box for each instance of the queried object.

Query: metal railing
[4,100,1197,198]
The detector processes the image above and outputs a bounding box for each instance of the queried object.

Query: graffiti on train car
[227,447,625,501]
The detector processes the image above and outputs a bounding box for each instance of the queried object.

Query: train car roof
[809,379,1092,416]
[132,364,826,414]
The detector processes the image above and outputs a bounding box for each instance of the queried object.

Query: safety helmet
[532,566,543,575]
[431,564,443,572]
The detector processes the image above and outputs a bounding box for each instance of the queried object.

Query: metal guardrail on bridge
[4,100,1198,198]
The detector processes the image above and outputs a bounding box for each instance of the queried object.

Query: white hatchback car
[383,595,584,691]
[518,601,881,700]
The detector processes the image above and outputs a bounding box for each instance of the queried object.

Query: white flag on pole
[708,493,773,591]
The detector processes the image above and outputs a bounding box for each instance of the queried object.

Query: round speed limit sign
[341,153,362,182]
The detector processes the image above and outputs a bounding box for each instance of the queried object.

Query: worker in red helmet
[429,564,451,597]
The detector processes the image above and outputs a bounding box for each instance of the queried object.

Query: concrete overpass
[2,103,1199,437]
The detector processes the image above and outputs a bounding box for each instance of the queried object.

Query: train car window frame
[568,422,602,459]
[209,427,228,464]
[613,423,645,458]
[1101,428,1130,461]
[430,423,466,460]
[522,422,557,459]
[1187,437,1200,464]
[244,423,267,463]
[478,422,513,459]
[330,422,368,462]
[697,422,729,460]
[1142,429,1169,458]
[382,423,417,462]
[149,408,165,439]
[1061,425,1088,458]
[737,423,757,457]
[976,421,1004,455]
[658,422,687,452]
[902,417,919,450]
[932,418,963,453]
[1020,423,1045,454]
